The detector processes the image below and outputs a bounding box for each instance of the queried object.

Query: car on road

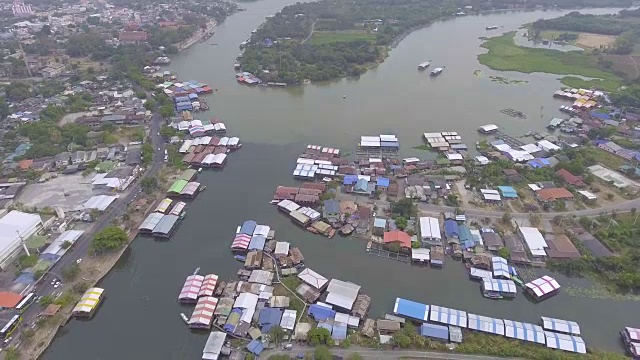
[53,283,59,288]
[76,258,82,264]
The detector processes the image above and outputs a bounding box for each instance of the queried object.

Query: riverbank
[178,20,217,51]
[477,31,623,91]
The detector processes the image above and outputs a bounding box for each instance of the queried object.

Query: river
[43,3,636,359]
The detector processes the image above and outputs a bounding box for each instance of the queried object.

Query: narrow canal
[43,3,635,359]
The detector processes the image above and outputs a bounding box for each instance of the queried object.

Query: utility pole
[16,230,30,257]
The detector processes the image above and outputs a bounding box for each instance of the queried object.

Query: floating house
[155,198,173,213]
[169,201,186,216]
[202,332,226,360]
[178,274,204,303]
[467,314,505,336]
[541,317,581,335]
[621,327,640,358]
[152,214,179,238]
[72,287,105,318]
[544,331,586,354]
[481,279,517,299]
[504,320,546,344]
[469,267,492,281]
[411,248,430,264]
[231,233,251,252]
[524,276,561,302]
[429,305,467,328]
[198,274,219,298]
[189,296,218,329]
[138,213,164,233]
[491,256,510,279]
[326,279,361,311]
[393,298,429,322]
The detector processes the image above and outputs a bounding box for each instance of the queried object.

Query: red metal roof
[536,188,574,202]
[555,169,586,187]
[383,231,412,248]
[0,292,22,308]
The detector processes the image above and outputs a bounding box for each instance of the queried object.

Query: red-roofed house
[536,188,574,202]
[555,169,586,187]
[383,230,412,249]
[119,31,148,43]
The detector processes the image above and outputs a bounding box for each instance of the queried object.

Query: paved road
[261,345,522,360]
[14,112,166,344]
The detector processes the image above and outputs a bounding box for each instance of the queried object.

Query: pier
[494,130,525,148]
[366,246,409,263]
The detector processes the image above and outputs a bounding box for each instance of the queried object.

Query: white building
[419,217,441,245]
[0,211,44,269]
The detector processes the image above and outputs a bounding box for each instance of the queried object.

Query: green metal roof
[168,179,188,193]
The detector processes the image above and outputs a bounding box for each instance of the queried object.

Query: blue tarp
[240,220,257,235]
[248,235,266,251]
[376,177,390,187]
[259,308,284,332]
[393,298,429,321]
[420,323,449,340]
[246,340,264,355]
[444,220,459,238]
[308,304,336,321]
[343,175,358,185]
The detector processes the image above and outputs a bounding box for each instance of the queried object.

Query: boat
[430,67,443,76]
[193,267,201,275]
[478,124,498,134]
[322,177,332,182]
[198,167,203,173]
[486,26,499,30]
[328,229,336,238]
[199,185,207,192]
[511,276,524,287]
[179,211,187,220]
[180,313,189,324]
[340,224,354,235]
[234,255,246,262]
[417,61,431,70]
[483,291,503,299]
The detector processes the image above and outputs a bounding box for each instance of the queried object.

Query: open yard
[478,32,622,91]
[308,31,377,45]
[576,33,617,49]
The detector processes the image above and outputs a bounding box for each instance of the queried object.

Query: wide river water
[44,3,636,359]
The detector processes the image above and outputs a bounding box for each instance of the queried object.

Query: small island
[238,0,633,85]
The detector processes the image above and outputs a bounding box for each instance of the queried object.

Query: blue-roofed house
[444,219,459,239]
[332,322,348,340]
[308,304,336,321]
[323,199,341,223]
[354,178,371,195]
[246,339,264,355]
[458,225,472,243]
[258,308,284,332]
[497,186,518,199]
[376,177,390,189]
[373,217,387,236]
[393,298,429,321]
[420,323,450,341]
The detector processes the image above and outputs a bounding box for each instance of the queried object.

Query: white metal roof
[577,190,597,200]
[274,241,290,255]
[280,309,297,330]
[503,320,545,344]
[297,268,328,290]
[277,200,300,213]
[326,279,361,310]
[525,276,560,298]
[544,331,586,354]
[83,195,118,211]
[469,267,492,279]
[491,256,510,278]
[429,305,467,327]
[419,217,441,240]
[467,314,505,335]
[519,227,548,257]
[411,248,430,261]
[541,317,581,335]
[42,230,84,256]
[482,278,517,294]
[234,292,259,309]
[253,225,270,237]
[203,331,226,360]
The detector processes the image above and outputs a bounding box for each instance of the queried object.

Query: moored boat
[486,25,499,30]
[478,124,498,134]
[430,67,443,76]
[234,254,246,262]
[180,313,189,324]
[199,185,207,192]
[417,61,431,70]
[179,211,187,220]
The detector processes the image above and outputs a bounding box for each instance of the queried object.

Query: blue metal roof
[497,186,518,198]
[259,308,284,332]
[458,224,472,242]
[324,199,340,214]
[376,177,390,187]
[246,340,264,355]
[332,322,348,340]
[174,96,190,103]
[240,220,257,235]
[343,175,358,185]
[468,314,505,335]
[355,178,369,191]
[248,235,266,251]
[373,217,387,228]
[420,323,449,340]
[188,93,198,99]
[444,220,459,237]
[462,240,475,250]
[393,298,429,321]
[308,304,336,321]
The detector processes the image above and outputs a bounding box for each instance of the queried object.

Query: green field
[478,32,622,90]
[308,31,377,45]
[560,76,622,92]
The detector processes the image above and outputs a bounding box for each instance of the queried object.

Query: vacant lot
[576,33,617,49]
[309,31,376,45]
[604,54,640,80]
[18,173,96,211]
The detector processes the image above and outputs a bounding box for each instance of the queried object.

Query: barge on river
[418,61,431,70]
[72,287,105,318]
[430,67,443,76]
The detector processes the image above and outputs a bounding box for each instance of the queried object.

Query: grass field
[560,76,622,92]
[308,31,377,45]
[478,32,622,89]
[584,147,628,169]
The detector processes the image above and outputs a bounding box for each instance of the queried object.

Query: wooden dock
[366,247,409,263]
[494,130,525,148]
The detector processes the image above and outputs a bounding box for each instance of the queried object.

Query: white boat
[430,67,443,76]
[193,267,200,275]
[180,313,189,324]
[478,124,499,134]
[417,61,431,70]
[198,167,203,173]
[322,177,332,182]
[486,26,499,30]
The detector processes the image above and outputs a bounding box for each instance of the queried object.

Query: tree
[90,226,128,253]
[62,263,81,281]
[269,325,286,345]
[0,97,10,118]
[19,254,38,270]
[497,247,510,259]
[501,211,512,224]
[61,240,73,249]
[141,176,158,194]
[388,243,401,253]
[73,282,90,294]
[4,348,21,360]
[160,124,177,138]
[144,98,157,111]
[391,332,411,348]
[347,354,363,360]
[159,104,175,119]
[39,295,55,306]
[313,346,332,360]
[394,216,408,230]
[529,213,541,226]
[391,198,416,218]
[307,327,332,346]
[5,81,31,102]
